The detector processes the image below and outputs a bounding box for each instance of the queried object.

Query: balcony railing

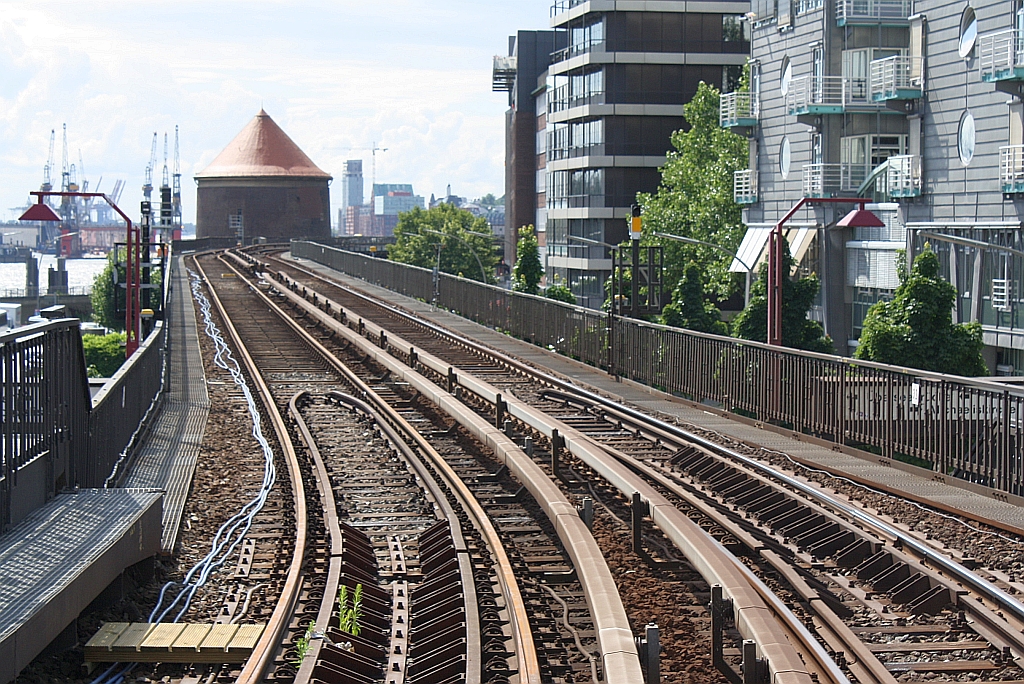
[551,0,587,17]
[734,169,758,204]
[787,75,846,115]
[886,155,922,197]
[1001,145,1024,194]
[802,163,867,198]
[836,0,912,25]
[720,92,760,128]
[870,56,924,101]
[548,85,606,115]
[980,29,1024,83]
[551,39,606,64]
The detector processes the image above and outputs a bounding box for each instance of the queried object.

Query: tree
[661,263,729,335]
[733,239,832,353]
[477,193,503,208]
[512,225,543,295]
[90,249,162,331]
[855,247,987,376]
[545,284,576,304]
[82,332,127,378]
[636,81,748,300]
[389,205,498,283]
[91,250,124,331]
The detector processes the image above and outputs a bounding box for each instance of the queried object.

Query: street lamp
[653,232,754,307]
[767,198,884,347]
[20,191,142,357]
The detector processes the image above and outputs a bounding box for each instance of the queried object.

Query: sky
[0,0,553,226]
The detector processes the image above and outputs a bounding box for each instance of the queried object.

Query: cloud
[0,0,552,224]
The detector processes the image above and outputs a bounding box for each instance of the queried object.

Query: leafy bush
[545,284,576,304]
[82,332,126,378]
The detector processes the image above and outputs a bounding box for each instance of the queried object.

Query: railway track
[237,247,1024,684]
[182,252,650,684]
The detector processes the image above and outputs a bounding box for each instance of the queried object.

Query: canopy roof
[196,110,330,180]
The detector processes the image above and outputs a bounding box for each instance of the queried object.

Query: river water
[0,254,108,298]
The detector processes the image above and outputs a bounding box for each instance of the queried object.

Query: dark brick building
[195,110,332,241]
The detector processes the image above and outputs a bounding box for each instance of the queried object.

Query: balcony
[492,56,517,93]
[734,170,758,204]
[551,39,606,64]
[787,75,846,115]
[886,155,922,198]
[870,56,923,101]
[548,85,606,115]
[720,92,760,128]
[836,0,912,26]
[1001,145,1024,194]
[551,0,587,17]
[980,29,1024,83]
[802,163,866,198]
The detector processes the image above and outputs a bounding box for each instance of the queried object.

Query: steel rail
[256,266,645,683]
[216,254,539,684]
[189,255,308,684]
[261,267,813,684]
[259,250,1024,651]
[584,399,1024,660]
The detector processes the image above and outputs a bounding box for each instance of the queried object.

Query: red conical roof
[196,109,330,179]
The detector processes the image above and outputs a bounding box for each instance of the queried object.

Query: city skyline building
[340,159,364,235]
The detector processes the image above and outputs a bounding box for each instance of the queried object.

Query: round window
[958,6,978,58]
[780,136,792,179]
[958,111,976,165]
[781,56,793,96]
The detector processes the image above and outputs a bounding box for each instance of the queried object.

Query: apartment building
[498,1,749,308]
[726,0,1024,371]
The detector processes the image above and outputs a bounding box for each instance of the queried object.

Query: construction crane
[40,130,55,194]
[142,132,157,201]
[160,132,172,231]
[172,125,182,239]
[337,142,388,200]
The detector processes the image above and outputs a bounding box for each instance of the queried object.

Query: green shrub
[82,332,126,378]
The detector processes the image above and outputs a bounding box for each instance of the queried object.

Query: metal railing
[980,28,1024,82]
[552,39,606,63]
[734,169,758,204]
[802,163,867,197]
[1001,145,1024,194]
[0,248,172,528]
[1,319,91,529]
[720,92,760,127]
[293,240,1024,496]
[551,0,588,17]
[836,0,912,24]
[548,85,606,114]
[870,55,924,100]
[787,75,846,114]
[887,155,922,197]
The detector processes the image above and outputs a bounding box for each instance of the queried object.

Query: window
[750,60,762,95]
[841,134,908,186]
[842,48,902,103]
[780,56,792,96]
[958,111,976,165]
[958,6,978,59]
[780,136,792,178]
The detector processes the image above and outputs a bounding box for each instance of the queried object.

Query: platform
[293,253,1024,536]
[0,488,163,684]
[122,254,210,553]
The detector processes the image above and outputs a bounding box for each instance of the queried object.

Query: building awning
[730,223,818,274]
